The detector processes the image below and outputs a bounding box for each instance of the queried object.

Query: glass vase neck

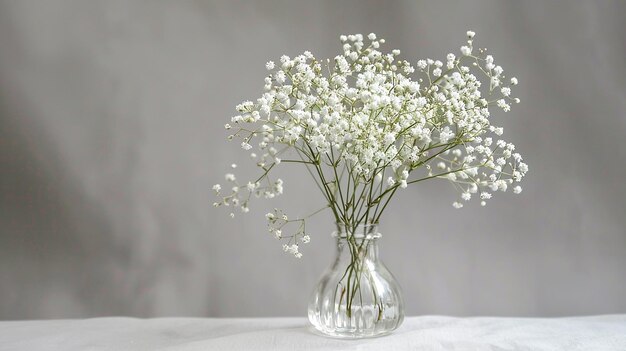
[333,223,381,261]
[333,222,381,240]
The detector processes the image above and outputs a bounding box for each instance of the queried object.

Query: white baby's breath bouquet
[213,31,528,336]
[213,31,527,259]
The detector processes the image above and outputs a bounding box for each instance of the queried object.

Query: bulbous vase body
[308,224,404,338]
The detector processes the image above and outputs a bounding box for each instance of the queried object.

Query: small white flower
[231,115,242,123]
[289,244,299,255]
[510,77,518,85]
[265,61,275,70]
[368,33,377,40]
[241,142,252,150]
[452,201,464,209]
[496,179,508,191]
[497,99,510,112]
[513,185,522,194]
[466,30,476,39]
[460,46,472,56]
[275,71,286,83]
[501,87,511,97]
[301,235,311,243]
[490,77,500,88]
[231,163,237,169]
[225,173,236,182]
[519,162,529,173]
[212,184,221,193]
[461,192,471,201]
[266,213,275,220]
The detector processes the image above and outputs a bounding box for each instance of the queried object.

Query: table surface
[1,315,625,350]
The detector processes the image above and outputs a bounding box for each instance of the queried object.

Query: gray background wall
[1,0,625,320]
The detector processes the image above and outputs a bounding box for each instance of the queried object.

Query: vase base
[308,311,403,339]
[308,325,397,339]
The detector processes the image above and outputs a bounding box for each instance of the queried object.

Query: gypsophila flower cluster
[213,31,528,257]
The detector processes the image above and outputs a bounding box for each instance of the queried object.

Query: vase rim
[333,222,381,239]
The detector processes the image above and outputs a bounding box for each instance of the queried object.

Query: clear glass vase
[308,223,404,338]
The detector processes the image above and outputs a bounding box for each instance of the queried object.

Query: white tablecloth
[1,315,625,350]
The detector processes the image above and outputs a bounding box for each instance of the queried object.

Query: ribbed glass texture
[308,224,404,338]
